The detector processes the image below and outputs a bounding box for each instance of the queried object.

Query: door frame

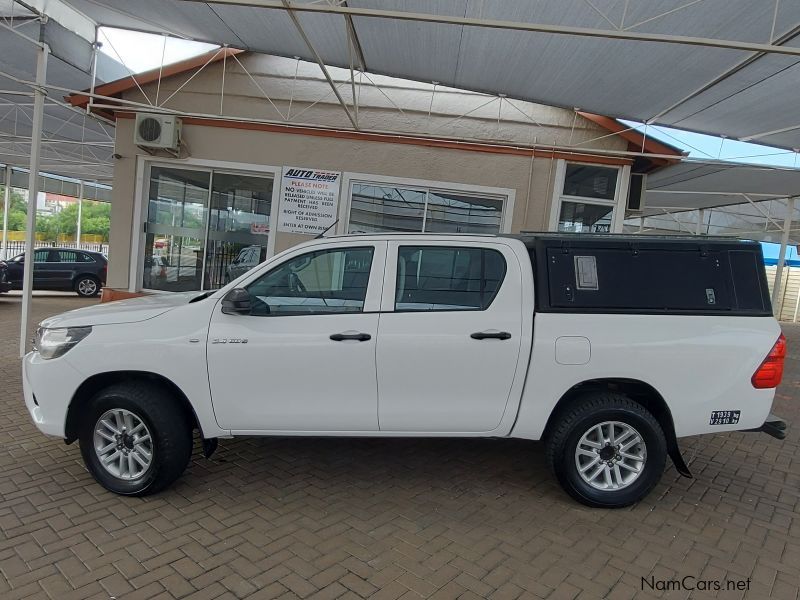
[375,237,534,436]
[130,155,282,292]
[208,239,388,434]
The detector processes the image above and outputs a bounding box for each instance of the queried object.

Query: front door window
[246,247,374,316]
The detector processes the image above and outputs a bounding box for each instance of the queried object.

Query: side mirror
[221,288,252,315]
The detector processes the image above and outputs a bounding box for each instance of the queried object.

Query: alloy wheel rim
[79,279,97,295]
[574,421,647,491]
[93,409,154,480]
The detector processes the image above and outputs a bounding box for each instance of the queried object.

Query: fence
[1,240,109,259]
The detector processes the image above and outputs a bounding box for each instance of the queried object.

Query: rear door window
[394,246,506,311]
[58,251,78,263]
[33,250,53,263]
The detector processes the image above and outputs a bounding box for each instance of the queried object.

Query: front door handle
[470,330,512,340]
[330,331,372,342]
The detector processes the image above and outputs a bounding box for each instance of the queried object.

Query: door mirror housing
[221,288,252,315]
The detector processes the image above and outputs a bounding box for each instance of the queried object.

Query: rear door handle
[470,330,512,340]
[330,331,372,342]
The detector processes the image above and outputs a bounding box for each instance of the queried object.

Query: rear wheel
[545,392,666,508]
[78,382,193,496]
[75,275,100,297]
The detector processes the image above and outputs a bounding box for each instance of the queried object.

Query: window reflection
[349,183,504,234]
[558,201,613,233]
[425,192,502,234]
[143,167,209,291]
[349,185,426,233]
[142,166,274,291]
[205,172,273,288]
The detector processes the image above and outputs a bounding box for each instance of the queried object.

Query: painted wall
[108,53,631,290]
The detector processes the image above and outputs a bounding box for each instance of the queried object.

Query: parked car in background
[143,254,178,288]
[0,248,107,297]
[226,245,266,282]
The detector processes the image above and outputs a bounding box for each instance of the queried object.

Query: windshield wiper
[189,291,212,303]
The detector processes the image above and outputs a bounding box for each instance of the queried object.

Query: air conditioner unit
[626,173,647,213]
[134,113,181,150]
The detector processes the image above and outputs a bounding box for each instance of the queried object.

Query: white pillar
[772,197,795,319]
[1,165,10,260]
[20,38,48,357]
[696,208,705,236]
[611,165,631,233]
[76,181,83,246]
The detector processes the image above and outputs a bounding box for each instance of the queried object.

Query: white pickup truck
[23,233,787,507]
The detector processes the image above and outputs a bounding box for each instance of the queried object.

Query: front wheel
[75,275,100,297]
[79,382,193,496]
[545,392,667,508]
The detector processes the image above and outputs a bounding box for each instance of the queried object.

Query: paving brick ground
[0,294,798,600]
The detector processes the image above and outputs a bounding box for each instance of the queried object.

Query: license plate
[709,410,740,425]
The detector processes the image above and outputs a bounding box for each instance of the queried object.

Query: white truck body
[22,234,786,506]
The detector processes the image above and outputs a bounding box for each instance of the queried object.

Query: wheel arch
[542,378,691,478]
[65,371,200,443]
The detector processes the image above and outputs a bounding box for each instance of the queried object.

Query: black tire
[545,392,666,508]
[78,381,193,496]
[74,275,100,297]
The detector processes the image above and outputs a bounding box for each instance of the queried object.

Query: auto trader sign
[277,167,341,234]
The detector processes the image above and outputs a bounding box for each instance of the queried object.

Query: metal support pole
[638,216,644,233]
[87,34,98,114]
[76,181,83,246]
[20,35,48,357]
[280,0,359,130]
[1,165,10,260]
[772,197,795,319]
[696,208,705,235]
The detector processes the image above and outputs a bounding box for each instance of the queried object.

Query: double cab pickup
[23,234,787,507]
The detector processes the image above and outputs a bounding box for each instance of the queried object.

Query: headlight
[34,326,92,359]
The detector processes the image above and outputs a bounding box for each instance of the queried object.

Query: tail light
[752,333,787,389]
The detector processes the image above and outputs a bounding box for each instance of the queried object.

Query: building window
[551,162,625,233]
[142,165,274,292]
[347,181,506,234]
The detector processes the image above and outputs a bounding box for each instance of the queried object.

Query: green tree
[0,188,111,241]
[0,186,28,231]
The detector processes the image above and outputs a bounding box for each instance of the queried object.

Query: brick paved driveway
[1,295,798,600]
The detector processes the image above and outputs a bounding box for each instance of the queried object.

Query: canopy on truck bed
[513,234,771,317]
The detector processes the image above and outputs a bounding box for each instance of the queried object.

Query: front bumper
[742,413,788,440]
[23,351,84,437]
